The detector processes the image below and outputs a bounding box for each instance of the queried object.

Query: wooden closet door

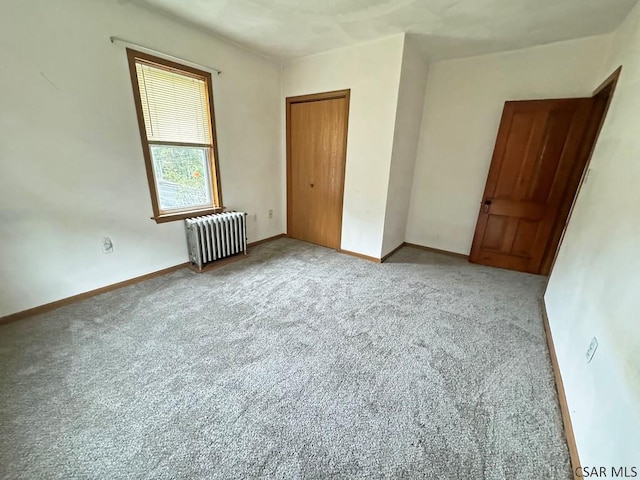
[287,91,349,250]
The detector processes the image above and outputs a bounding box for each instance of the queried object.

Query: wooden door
[469,98,593,274]
[287,90,350,250]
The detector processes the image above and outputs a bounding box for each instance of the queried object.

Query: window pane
[136,62,212,144]
[150,145,213,211]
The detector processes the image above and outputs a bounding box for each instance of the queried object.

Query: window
[126,49,222,223]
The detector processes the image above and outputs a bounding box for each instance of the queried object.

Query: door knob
[483,199,492,212]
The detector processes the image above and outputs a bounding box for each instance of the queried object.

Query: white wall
[545,1,640,466]
[405,34,612,254]
[381,38,429,258]
[0,0,282,317]
[282,35,405,258]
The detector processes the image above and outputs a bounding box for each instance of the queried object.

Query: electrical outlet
[585,337,598,363]
[102,237,114,254]
[102,237,113,253]
[268,209,273,219]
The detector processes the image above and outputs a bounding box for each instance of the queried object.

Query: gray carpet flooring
[0,238,570,479]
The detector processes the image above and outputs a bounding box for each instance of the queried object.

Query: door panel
[539,92,611,274]
[469,98,593,274]
[287,93,349,250]
[511,220,539,257]
[482,216,508,251]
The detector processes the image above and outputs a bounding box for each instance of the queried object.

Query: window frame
[126,48,223,223]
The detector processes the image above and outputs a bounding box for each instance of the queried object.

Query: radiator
[185,212,247,271]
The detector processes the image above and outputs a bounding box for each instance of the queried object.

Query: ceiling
[132,0,638,61]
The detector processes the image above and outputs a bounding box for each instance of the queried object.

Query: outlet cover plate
[102,237,114,254]
[586,337,598,363]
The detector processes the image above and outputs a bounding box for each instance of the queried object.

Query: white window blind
[135,62,212,145]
